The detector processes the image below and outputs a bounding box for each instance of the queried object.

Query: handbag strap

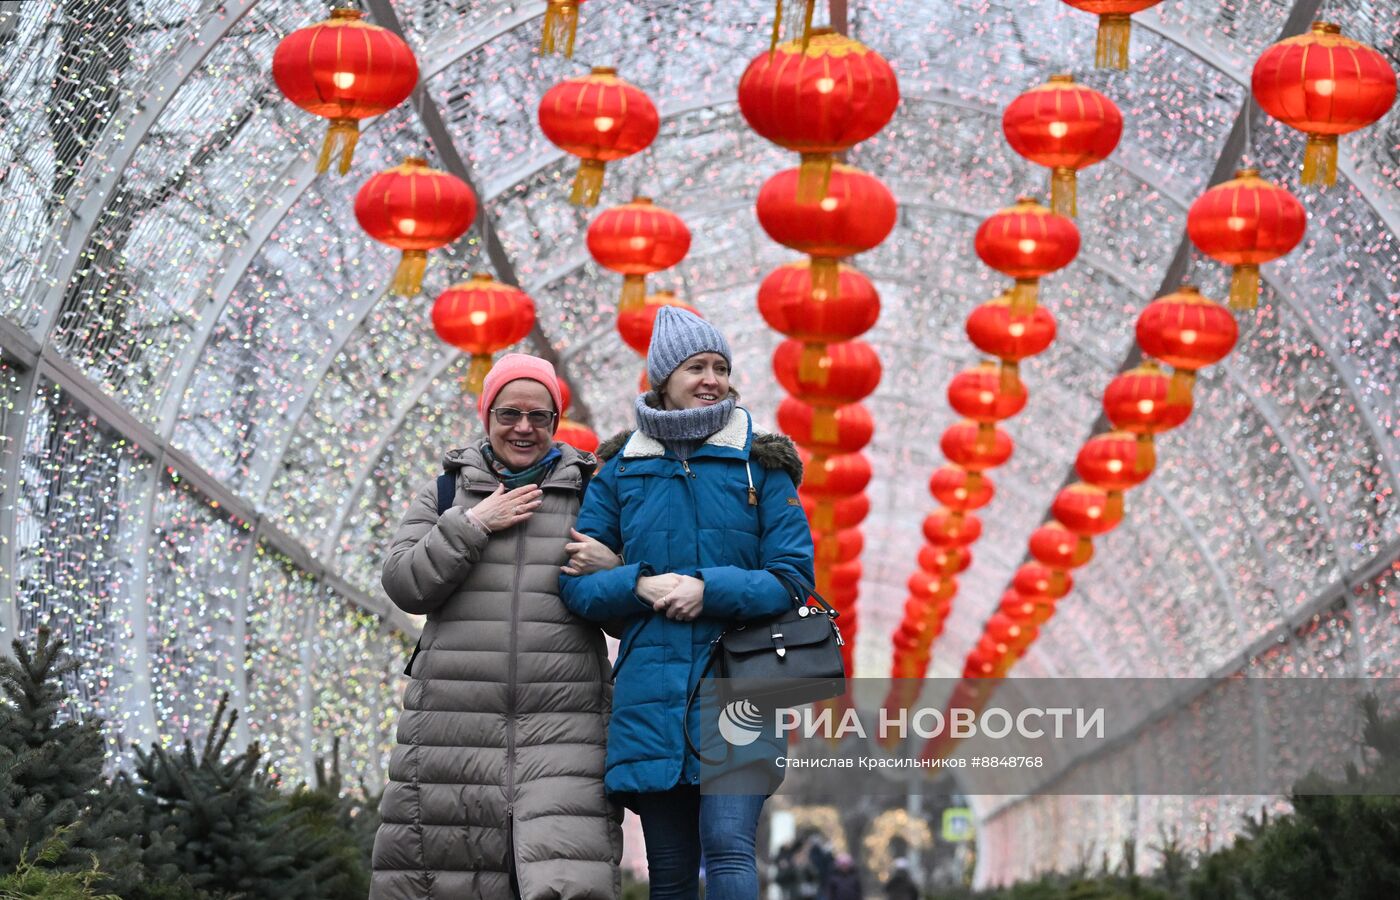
[683,646,727,766]
[776,572,839,619]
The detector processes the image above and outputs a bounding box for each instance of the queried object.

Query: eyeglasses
[491,407,557,429]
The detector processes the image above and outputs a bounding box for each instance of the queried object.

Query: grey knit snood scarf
[633,390,737,460]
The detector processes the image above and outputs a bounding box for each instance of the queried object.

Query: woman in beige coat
[371,354,623,899]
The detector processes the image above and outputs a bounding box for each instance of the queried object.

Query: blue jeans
[631,786,767,899]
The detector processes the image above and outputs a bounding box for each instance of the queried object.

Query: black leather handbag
[684,577,847,762]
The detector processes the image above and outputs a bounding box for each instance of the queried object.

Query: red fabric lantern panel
[774,339,882,442]
[1252,22,1397,185]
[813,528,863,565]
[1136,285,1239,404]
[816,559,863,597]
[922,509,983,548]
[799,450,873,498]
[554,419,600,453]
[778,398,874,456]
[947,361,1029,423]
[756,164,897,298]
[739,30,899,200]
[541,0,588,57]
[354,157,477,296]
[1000,590,1056,627]
[966,291,1058,392]
[986,612,1037,656]
[1052,482,1124,538]
[1002,74,1123,216]
[1028,521,1095,571]
[587,198,691,312]
[908,570,959,605]
[940,420,1014,472]
[272,8,419,175]
[918,543,972,576]
[928,465,994,512]
[1076,430,1154,496]
[616,291,697,356]
[974,197,1080,314]
[432,274,537,393]
[1013,562,1073,601]
[538,68,660,205]
[1058,1,1164,70]
[1186,169,1307,308]
[802,491,870,532]
[758,261,880,379]
[1104,361,1192,469]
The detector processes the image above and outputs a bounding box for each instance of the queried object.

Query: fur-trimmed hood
[595,408,803,486]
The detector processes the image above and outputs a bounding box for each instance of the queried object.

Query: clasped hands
[636,574,704,621]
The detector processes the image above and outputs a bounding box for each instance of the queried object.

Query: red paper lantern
[554,419,600,453]
[778,399,874,456]
[272,8,418,175]
[986,612,1037,656]
[918,543,972,576]
[799,451,873,498]
[1000,590,1056,627]
[431,274,537,393]
[1028,521,1095,571]
[1058,1,1163,70]
[1252,22,1397,185]
[1076,431,1153,515]
[908,570,959,605]
[947,361,1029,423]
[802,491,870,533]
[1052,482,1124,538]
[756,164,897,299]
[1136,285,1239,406]
[1002,74,1123,216]
[928,465,994,512]
[739,29,899,200]
[1103,360,1192,469]
[758,261,880,380]
[966,290,1058,393]
[813,528,863,564]
[966,634,1013,678]
[774,340,882,442]
[538,68,660,205]
[816,559,863,595]
[540,0,588,57]
[1186,170,1307,308]
[616,290,697,355]
[354,158,477,296]
[940,420,1014,472]
[922,509,983,547]
[587,198,691,313]
[1013,562,1073,601]
[975,196,1080,315]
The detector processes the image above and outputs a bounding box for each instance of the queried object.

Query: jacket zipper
[505,513,526,881]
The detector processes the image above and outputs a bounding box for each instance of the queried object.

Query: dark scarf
[480,442,562,489]
[633,391,736,460]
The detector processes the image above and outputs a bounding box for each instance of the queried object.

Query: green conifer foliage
[0,630,140,886]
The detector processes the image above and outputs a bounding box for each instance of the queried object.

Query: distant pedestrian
[824,852,863,900]
[883,858,919,900]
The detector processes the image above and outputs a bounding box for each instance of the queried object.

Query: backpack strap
[436,471,455,516]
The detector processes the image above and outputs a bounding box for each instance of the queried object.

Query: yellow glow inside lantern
[820,197,839,211]
[1313,78,1335,96]
[1107,459,1123,473]
[469,311,488,325]
[1048,121,1068,138]
[397,218,417,235]
[332,71,356,89]
[1009,322,1026,336]
[1227,216,1247,231]
[1018,238,1037,253]
[1180,329,1197,344]
[628,236,648,249]
[1137,399,1154,414]
[594,116,615,132]
[816,77,835,93]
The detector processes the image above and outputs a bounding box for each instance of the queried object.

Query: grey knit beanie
[647,306,732,389]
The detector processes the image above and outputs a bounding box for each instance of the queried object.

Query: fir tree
[0,629,140,887]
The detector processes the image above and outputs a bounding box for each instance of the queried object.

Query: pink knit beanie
[476,354,564,431]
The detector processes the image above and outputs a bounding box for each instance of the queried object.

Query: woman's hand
[636,574,680,605]
[561,528,622,576]
[469,483,543,532]
[655,575,704,621]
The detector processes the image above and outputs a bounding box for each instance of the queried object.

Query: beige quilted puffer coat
[370,443,622,899]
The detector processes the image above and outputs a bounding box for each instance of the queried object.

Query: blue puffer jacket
[559,407,814,797]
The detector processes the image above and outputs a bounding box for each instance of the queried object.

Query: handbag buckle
[772,629,786,658]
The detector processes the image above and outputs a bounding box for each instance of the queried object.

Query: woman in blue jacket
[560,306,814,899]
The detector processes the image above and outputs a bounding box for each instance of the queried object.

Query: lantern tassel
[1105,490,1124,523]
[1229,263,1261,309]
[390,250,428,297]
[1301,134,1339,186]
[799,342,829,384]
[317,118,360,175]
[540,1,581,58]
[1049,569,1067,597]
[965,470,985,498]
[465,354,493,395]
[570,159,606,206]
[797,152,835,203]
[1051,167,1078,217]
[810,256,841,300]
[619,274,646,314]
[975,422,996,454]
[815,566,832,596]
[1075,535,1094,561]
[1011,278,1038,317]
[1166,368,1196,406]
[812,500,835,533]
[1135,434,1154,473]
[812,410,837,444]
[1095,13,1132,70]
[998,360,1021,395]
[771,0,818,52]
